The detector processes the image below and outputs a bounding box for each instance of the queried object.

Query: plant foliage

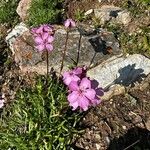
[0,76,83,150]
[0,0,19,25]
[27,0,64,26]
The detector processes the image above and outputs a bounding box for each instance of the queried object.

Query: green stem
[76,34,82,66]
[59,29,69,76]
[46,49,49,84]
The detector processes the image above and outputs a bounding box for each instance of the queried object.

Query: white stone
[84,9,93,16]
[87,54,150,88]
[96,143,101,150]
[5,23,28,54]
[94,5,131,25]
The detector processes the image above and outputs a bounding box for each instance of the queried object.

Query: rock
[6,23,121,74]
[6,23,28,54]
[94,5,131,25]
[116,10,131,25]
[16,0,32,21]
[87,54,150,88]
[101,84,125,100]
[84,9,93,16]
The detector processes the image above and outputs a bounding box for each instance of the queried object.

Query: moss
[0,0,19,25]
[27,0,64,27]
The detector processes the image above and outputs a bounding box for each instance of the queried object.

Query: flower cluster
[30,19,104,112]
[63,67,104,111]
[31,24,54,52]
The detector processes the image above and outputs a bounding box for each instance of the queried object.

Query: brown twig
[76,34,82,66]
[59,29,69,76]
[123,139,140,150]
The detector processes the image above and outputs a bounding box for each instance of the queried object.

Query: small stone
[84,9,93,16]
[122,125,127,130]
[96,143,101,150]
[95,134,101,140]
[101,85,125,100]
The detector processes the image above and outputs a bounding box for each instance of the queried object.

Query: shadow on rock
[89,36,109,55]
[107,127,150,150]
[114,64,146,87]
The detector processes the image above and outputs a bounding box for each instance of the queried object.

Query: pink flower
[63,67,86,86]
[35,34,54,52]
[0,98,4,108]
[64,19,76,28]
[68,78,102,111]
[31,24,54,52]
[31,24,54,36]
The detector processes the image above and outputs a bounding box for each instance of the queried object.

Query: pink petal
[78,95,89,111]
[84,89,96,100]
[80,78,91,89]
[43,24,54,32]
[63,77,71,85]
[63,72,70,79]
[90,98,101,106]
[63,74,80,86]
[46,44,53,51]
[42,33,49,40]
[31,28,38,34]
[73,67,82,75]
[70,20,76,27]
[35,36,43,44]
[36,44,45,51]
[68,81,79,91]
[70,101,79,111]
[72,75,81,82]
[64,19,76,28]
[64,19,70,28]
[36,26,44,34]
[47,36,54,43]
[68,91,79,103]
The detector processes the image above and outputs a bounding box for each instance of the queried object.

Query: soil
[74,76,150,150]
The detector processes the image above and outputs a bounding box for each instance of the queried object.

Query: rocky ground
[0,0,150,149]
[75,75,150,149]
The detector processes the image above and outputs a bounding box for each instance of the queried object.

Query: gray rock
[6,24,121,74]
[87,54,150,88]
[116,10,131,25]
[5,23,28,54]
[94,5,131,25]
